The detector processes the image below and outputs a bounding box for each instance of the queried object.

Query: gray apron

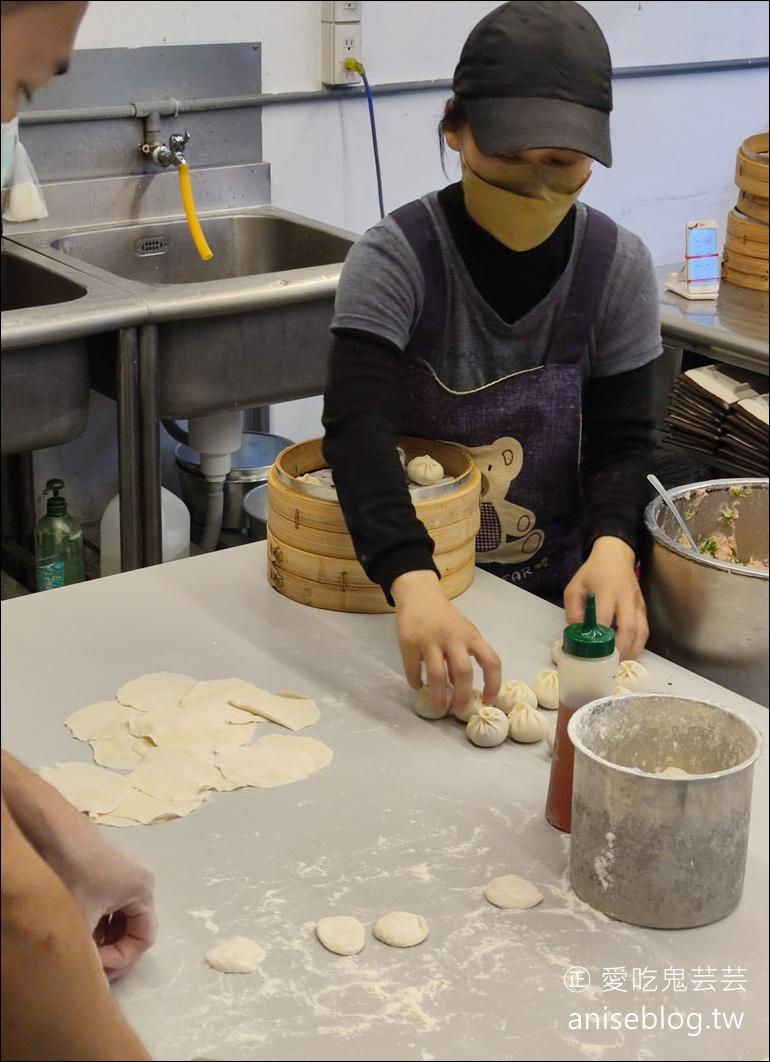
[391,201,618,604]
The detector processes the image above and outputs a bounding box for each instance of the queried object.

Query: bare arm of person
[1,794,152,1061]
[1,750,157,980]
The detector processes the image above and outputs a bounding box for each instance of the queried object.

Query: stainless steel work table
[1,544,767,1061]
[657,267,769,375]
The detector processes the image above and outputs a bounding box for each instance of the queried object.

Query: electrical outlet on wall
[321,22,362,86]
[321,1,362,22]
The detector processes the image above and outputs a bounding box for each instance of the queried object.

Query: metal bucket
[641,478,768,707]
[175,432,293,530]
[569,693,762,929]
[243,482,269,542]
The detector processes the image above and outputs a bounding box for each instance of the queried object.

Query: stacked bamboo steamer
[722,133,769,292]
[267,437,481,613]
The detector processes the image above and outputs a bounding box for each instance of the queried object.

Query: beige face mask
[461,156,592,252]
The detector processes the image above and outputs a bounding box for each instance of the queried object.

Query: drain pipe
[187,411,244,552]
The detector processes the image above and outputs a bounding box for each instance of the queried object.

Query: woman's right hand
[391,570,501,716]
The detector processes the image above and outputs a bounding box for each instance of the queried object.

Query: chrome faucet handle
[169,132,190,158]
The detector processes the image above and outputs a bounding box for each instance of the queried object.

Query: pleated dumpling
[414,684,452,720]
[452,688,485,723]
[494,680,537,714]
[533,669,559,711]
[406,454,444,486]
[507,702,549,743]
[466,707,509,747]
[616,660,649,692]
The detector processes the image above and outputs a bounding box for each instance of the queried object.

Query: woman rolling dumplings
[322,1,661,715]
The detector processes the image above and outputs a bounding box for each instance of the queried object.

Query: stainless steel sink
[1,242,145,454]
[50,213,354,287]
[12,206,358,417]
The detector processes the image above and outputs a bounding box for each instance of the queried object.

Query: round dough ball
[205,936,264,973]
[316,916,366,956]
[466,706,509,748]
[494,680,537,714]
[483,874,543,910]
[507,702,549,743]
[616,660,650,692]
[373,911,428,948]
[414,684,452,720]
[452,688,485,723]
[406,454,444,486]
[533,668,559,711]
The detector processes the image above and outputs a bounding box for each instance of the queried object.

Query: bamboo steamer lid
[267,437,481,613]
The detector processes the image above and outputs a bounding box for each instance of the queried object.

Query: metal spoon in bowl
[647,474,700,553]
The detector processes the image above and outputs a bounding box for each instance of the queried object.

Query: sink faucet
[139,112,213,261]
[140,111,191,169]
[143,131,190,170]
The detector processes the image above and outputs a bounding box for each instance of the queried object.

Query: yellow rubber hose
[178,161,213,261]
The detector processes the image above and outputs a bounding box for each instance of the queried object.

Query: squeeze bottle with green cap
[545,593,618,832]
[34,478,85,590]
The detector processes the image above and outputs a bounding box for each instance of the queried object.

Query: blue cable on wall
[346,58,385,221]
[361,70,385,220]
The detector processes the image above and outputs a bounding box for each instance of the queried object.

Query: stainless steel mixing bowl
[641,478,768,706]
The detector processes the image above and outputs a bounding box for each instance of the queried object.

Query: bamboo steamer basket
[267,437,481,613]
[734,133,769,199]
[723,135,768,292]
[737,191,769,225]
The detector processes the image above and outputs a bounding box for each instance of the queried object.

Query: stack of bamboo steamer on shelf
[266,437,481,613]
[722,132,769,292]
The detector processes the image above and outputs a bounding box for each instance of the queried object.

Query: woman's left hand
[563,536,648,661]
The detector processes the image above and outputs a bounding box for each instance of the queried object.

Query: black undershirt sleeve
[579,360,658,561]
[321,328,440,604]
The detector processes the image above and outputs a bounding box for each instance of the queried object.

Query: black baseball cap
[452,1,613,166]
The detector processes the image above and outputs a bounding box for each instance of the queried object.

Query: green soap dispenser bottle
[34,478,85,590]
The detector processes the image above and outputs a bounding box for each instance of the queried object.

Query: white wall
[37,1,769,503]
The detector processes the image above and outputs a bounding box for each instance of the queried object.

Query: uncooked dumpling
[406,454,444,486]
[507,702,549,743]
[316,916,366,956]
[295,473,323,487]
[614,684,632,696]
[373,911,428,948]
[451,689,486,723]
[414,684,452,720]
[550,638,563,666]
[616,660,650,692]
[494,680,537,714]
[533,669,559,711]
[466,706,509,747]
[483,874,543,910]
[545,725,556,754]
[205,936,264,974]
